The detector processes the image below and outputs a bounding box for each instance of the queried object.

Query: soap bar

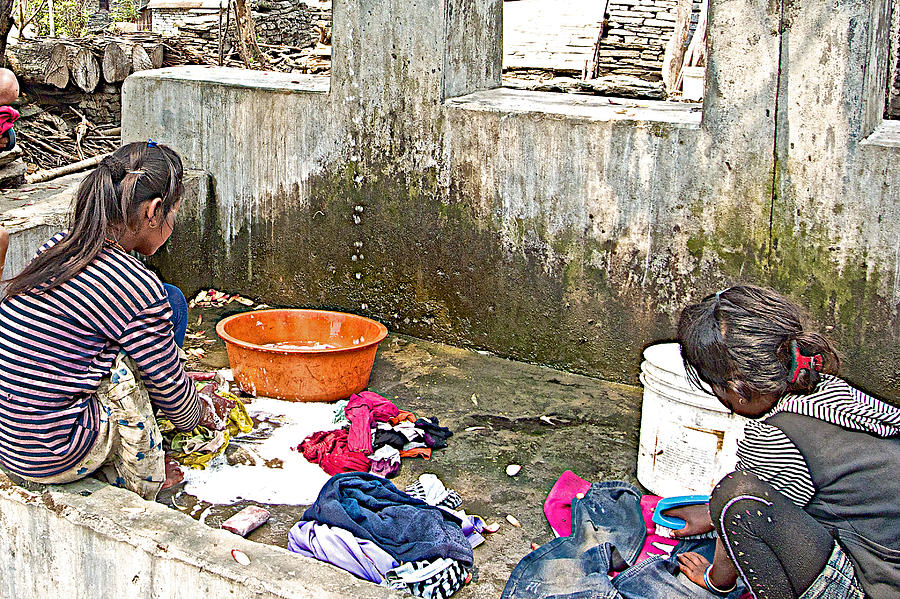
[222,506,271,537]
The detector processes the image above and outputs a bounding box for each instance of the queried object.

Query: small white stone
[506,464,522,476]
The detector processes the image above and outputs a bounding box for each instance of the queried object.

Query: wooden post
[232,0,267,69]
[217,0,224,66]
[662,0,692,95]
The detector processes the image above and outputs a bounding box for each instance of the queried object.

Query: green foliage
[34,0,93,37]
[111,0,138,23]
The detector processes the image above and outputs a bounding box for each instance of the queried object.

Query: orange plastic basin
[216,309,389,401]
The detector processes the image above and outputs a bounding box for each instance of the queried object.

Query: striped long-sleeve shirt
[736,375,900,506]
[0,232,200,478]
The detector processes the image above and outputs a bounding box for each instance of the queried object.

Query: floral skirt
[22,352,165,500]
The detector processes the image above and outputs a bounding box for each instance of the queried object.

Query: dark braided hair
[4,141,183,297]
[677,285,840,398]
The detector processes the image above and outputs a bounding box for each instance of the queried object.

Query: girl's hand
[197,384,233,430]
[665,503,715,537]
[677,551,711,589]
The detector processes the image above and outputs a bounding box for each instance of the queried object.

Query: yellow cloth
[158,391,253,470]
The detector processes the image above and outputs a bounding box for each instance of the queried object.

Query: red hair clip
[790,341,823,383]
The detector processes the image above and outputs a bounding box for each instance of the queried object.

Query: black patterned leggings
[709,471,833,599]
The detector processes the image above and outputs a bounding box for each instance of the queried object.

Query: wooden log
[26,152,109,184]
[132,43,153,72]
[102,41,132,83]
[5,38,56,84]
[43,43,70,88]
[149,43,164,69]
[70,47,101,92]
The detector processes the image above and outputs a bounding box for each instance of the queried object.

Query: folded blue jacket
[301,472,474,565]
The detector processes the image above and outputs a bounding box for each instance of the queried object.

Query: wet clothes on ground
[289,472,486,599]
[296,391,452,478]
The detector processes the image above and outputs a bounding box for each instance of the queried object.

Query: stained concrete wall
[123,0,900,402]
[0,473,401,598]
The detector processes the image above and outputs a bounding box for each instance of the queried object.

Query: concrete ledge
[0,173,83,279]
[860,119,900,148]
[444,87,702,127]
[0,472,403,598]
[125,67,331,94]
[0,170,212,280]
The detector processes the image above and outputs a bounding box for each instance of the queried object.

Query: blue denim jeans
[502,481,745,599]
[163,283,188,347]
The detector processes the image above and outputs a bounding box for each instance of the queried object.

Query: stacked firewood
[7,35,166,93]
[13,102,120,175]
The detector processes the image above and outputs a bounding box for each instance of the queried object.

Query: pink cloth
[345,391,400,454]
[544,472,678,566]
[0,106,19,136]
[635,495,678,564]
[544,470,592,537]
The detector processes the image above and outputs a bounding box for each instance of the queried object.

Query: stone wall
[150,8,190,35]
[597,0,699,81]
[153,0,322,47]
[253,0,321,47]
[123,0,900,404]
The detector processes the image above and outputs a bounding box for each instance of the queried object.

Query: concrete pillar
[769,0,898,396]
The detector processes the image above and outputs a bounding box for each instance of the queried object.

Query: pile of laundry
[295,391,452,478]
[158,380,254,470]
[288,472,491,599]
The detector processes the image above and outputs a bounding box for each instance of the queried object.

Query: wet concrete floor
[163,302,644,598]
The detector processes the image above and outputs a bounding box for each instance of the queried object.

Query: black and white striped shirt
[736,375,900,506]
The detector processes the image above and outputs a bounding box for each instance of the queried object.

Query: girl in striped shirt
[0,141,226,500]
[670,285,899,599]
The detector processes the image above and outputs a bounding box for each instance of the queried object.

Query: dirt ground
[161,301,645,598]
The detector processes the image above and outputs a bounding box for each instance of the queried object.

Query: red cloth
[345,391,400,454]
[298,429,371,475]
[0,106,19,136]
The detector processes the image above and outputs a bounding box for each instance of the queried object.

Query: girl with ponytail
[668,285,899,599]
[0,141,227,500]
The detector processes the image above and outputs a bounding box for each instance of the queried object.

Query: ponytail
[678,285,841,399]
[4,142,183,297]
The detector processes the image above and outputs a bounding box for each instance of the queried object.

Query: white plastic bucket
[637,343,747,496]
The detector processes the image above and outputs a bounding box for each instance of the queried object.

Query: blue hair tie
[714,287,729,308]
[147,138,157,148]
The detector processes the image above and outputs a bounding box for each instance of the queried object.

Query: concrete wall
[0,473,401,598]
[123,0,900,402]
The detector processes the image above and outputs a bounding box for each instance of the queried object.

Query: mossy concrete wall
[123,0,900,402]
